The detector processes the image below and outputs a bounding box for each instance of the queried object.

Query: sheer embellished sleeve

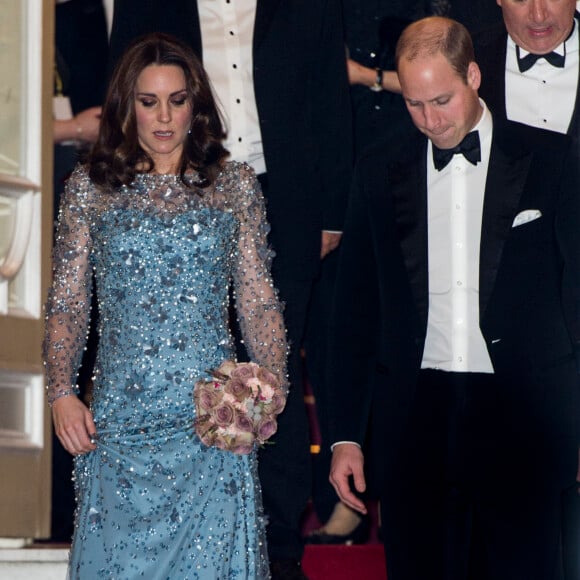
[43,165,94,405]
[230,163,290,393]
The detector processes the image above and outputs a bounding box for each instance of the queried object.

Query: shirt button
[456,280,462,286]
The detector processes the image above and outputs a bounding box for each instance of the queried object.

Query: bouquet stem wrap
[194,361,287,454]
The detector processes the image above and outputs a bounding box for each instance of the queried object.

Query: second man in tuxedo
[329,16,580,580]
[475,0,579,136]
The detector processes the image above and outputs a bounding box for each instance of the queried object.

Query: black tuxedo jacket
[109,0,352,280]
[56,0,109,113]
[474,15,580,139]
[329,120,580,486]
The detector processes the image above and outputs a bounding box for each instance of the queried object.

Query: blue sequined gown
[44,162,288,579]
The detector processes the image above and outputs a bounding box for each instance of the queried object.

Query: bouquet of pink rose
[193,361,287,454]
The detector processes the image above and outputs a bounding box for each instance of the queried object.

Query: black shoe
[270,559,309,580]
[304,515,370,545]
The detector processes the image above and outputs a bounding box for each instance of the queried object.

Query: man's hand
[73,106,102,144]
[53,106,102,145]
[321,231,342,259]
[329,443,367,514]
[52,395,97,456]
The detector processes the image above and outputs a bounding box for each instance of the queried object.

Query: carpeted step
[302,544,387,580]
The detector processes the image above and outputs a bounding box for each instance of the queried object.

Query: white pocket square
[512,209,542,228]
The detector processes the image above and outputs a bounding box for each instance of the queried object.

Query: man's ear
[467,61,481,92]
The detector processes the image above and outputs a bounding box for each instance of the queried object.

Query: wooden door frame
[0,0,54,541]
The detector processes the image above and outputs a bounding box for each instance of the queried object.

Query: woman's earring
[188,129,192,135]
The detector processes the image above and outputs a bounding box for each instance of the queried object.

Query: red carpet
[302,544,387,579]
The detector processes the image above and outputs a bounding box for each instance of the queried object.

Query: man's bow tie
[516,45,566,73]
[432,131,481,171]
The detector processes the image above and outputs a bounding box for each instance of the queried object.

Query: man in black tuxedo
[108,2,352,578]
[475,0,579,136]
[329,16,580,580]
[474,3,580,576]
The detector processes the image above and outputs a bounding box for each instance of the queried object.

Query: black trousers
[381,369,568,580]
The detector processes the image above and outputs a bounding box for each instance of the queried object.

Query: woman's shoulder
[216,161,263,212]
[218,160,257,184]
[68,162,89,182]
[67,163,99,191]
[63,163,103,206]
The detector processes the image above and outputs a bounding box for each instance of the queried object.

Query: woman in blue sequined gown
[44,33,288,579]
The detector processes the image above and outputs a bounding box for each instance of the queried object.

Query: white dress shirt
[422,100,494,374]
[199,0,266,174]
[505,20,579,134]
[332,103,495,451]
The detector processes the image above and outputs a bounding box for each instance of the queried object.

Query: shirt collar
[472,98,493,146]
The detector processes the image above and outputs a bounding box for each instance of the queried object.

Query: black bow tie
[432,131,481,171]
[516,45,566,72]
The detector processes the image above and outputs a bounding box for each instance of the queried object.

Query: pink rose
[215,360,237,378]
[224,378,252,402]
[212,402,235,426]
[231,363,258,381]
[263,393,286,415]
[256,367,279,388]
[196,383,223,411]
[234,412,254,433]
[256,418,278,442]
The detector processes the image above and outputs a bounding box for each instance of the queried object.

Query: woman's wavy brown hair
[89,32,228,189]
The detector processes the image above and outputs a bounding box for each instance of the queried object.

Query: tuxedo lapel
[481,27,509,119]
[478,130,532,318]
[389,141,430,330]
[254,0,282,53]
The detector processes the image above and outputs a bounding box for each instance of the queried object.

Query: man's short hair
[395,17,475,84]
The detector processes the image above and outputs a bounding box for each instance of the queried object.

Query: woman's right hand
[52,395,97,456]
